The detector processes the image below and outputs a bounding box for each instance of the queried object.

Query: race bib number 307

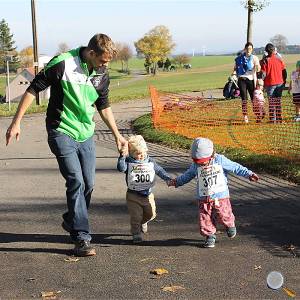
[127,162,155,191]
[197,164,227,196]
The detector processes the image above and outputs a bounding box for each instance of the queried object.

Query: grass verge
[133,113,300,184]
[0,102,48,117]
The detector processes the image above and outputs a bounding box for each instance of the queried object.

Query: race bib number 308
[127,162,155,191]
[197,164,227,196]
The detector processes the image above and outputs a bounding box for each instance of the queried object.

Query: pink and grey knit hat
[191,137,214,163]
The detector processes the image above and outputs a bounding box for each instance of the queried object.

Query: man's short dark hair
[265,43,275,54]
[87,33,117,57]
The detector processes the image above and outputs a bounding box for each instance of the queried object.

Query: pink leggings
[198,198,235,237]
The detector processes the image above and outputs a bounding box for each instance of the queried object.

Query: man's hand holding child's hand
[120,143,129,156]
[249,173,259,182]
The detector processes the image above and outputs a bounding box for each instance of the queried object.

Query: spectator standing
[288,60,300,122]
[234,42,261,123]
[260,43,287,123]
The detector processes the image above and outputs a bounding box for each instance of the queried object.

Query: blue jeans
[265,84,284,121]
[265,84,284,98]
[48,128,95,242]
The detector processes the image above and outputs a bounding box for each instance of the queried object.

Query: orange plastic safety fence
[149,85,300,161]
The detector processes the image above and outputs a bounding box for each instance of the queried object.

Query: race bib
[127,162,155,191]
[197,164,227,196]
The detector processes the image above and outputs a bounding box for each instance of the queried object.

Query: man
[6,33,127,257]
[260,43,287,123]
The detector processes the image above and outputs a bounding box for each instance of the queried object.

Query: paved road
[0,99,299,299]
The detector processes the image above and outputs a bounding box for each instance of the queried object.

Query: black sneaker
[73,240,96,257]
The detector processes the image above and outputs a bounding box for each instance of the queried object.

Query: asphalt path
[0,99,299,299]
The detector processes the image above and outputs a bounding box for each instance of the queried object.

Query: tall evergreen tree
[0,19,18,71]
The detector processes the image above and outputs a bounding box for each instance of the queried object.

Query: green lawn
[0,76,7,96]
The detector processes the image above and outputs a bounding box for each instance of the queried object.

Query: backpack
[235,53,254,76]
[223,81,240,99]
[223,81,232,99]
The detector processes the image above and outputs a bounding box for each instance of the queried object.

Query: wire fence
[149,85,300,161]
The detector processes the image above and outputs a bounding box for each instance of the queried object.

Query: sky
[1,0,300,56]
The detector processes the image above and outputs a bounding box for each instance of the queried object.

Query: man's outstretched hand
[6,122,20,146]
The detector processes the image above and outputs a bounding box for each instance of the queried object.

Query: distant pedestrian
[234,42,261,123]
[253,78,266,123]
[5,33,127,257]
[117,135,172,243]
[288,60,300,122]
[260,43,287,123]
[169,137,259,248]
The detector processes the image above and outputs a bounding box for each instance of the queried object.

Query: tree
[135,25,175,75]
[113,42,133,73]
[163,58,172,71]
[119,44,133,73]
[157,59,164,69]
[56,42,70,55]
[0,19,18,71]
[242,0,270,43]
[173,54,190,68]
[270,34,288,53]
[19,46,34,68]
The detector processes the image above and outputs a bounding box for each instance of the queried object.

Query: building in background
[5,55,51,103]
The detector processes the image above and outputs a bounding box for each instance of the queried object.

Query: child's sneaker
[204,235,216,248]
[141,223,148,233]
[226,227,237,239]
[132,233,143,244]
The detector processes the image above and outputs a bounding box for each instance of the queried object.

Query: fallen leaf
[161,285,185,292]
[64,257,80,262]
[283,287,296,298]
[41,290,61,299]
[140,258,154,262]
[283,244,297,257]
[150,268,169,276]
[254,265,262,270]
[177,271,189,275]
[26,278,36,282]
[284,244,295,251]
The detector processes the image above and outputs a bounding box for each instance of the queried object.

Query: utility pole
[6,56,12,111]
[31,0,40,105]
[247,0,254,43]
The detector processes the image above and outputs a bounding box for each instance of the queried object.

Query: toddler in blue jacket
[117,135,172,243]
[169,137,259,248]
